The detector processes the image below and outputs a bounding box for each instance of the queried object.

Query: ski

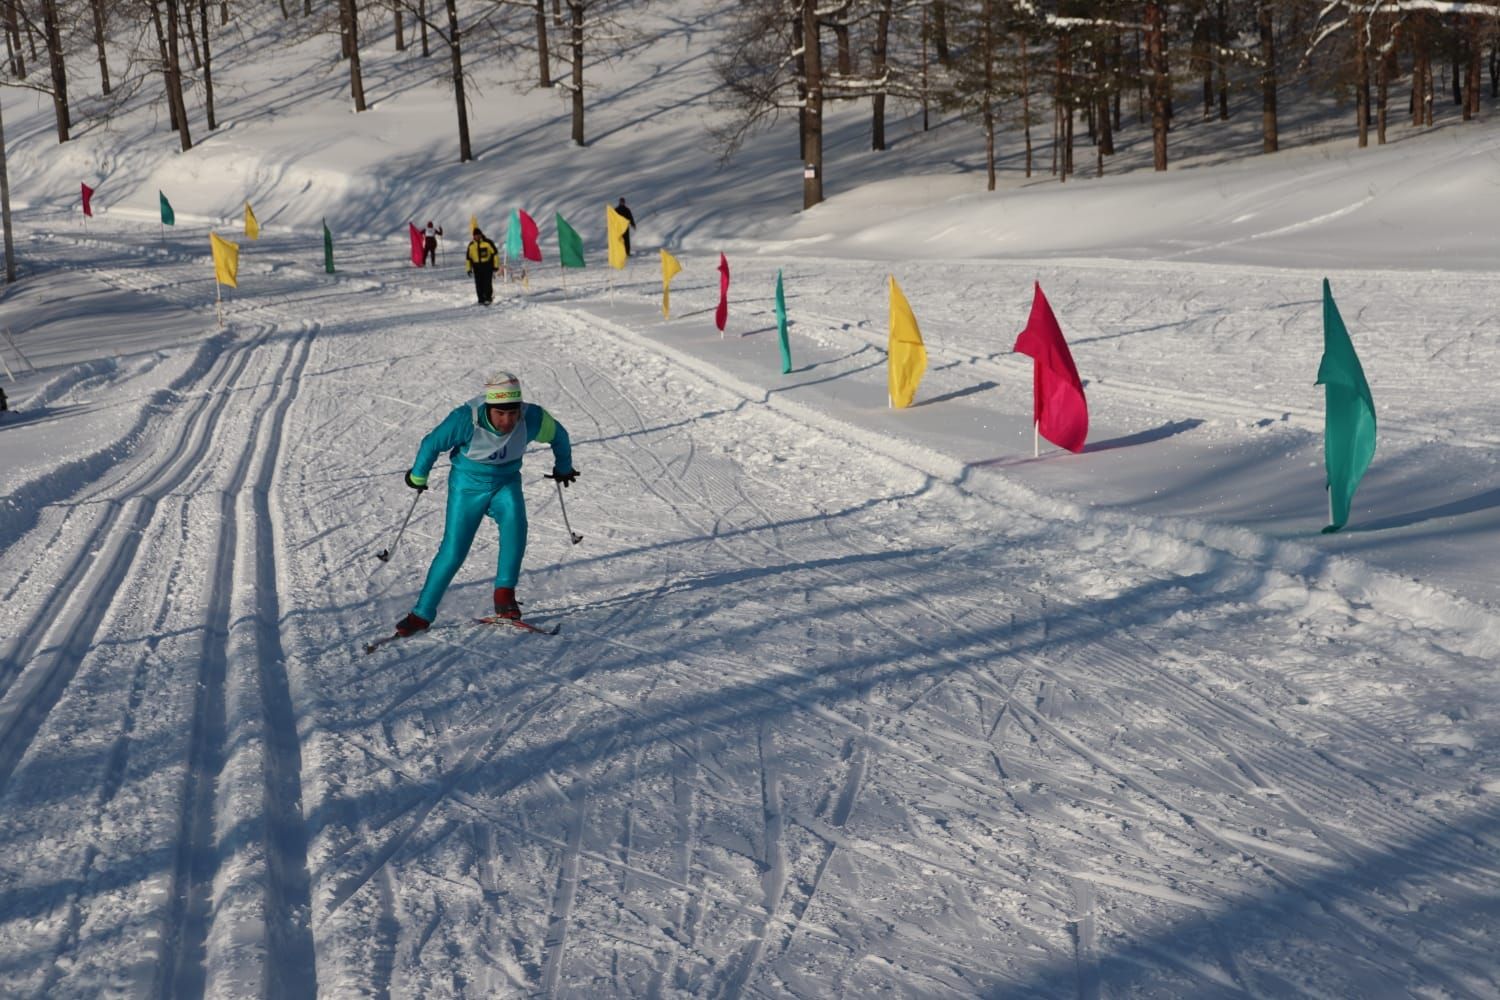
[473,614,561,635]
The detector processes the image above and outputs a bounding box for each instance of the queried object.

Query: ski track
[4,230,1500,997]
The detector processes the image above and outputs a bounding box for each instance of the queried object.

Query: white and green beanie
[483,371,523,406]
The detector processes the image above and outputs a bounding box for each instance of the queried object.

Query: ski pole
[376,489,422,562]
[553,478,583,545]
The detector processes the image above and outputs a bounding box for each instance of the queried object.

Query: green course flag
[323,219,335,274]
[1317,278,1376,533]
[557,213,585,268]
[159,191,175,226]
[775,269,791,374]
[505,209,523,262]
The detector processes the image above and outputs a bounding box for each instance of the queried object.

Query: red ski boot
[394,612,430,636]
[493,587,521,620]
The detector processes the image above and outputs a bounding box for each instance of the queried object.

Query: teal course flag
[774,269,791,374]
[556,213,585,268]
[159,191,175,226]
[323,219,335,274]
[505,209,523,261]
[1317,278,1376,533]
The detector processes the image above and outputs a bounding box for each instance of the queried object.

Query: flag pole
[216,281,224,328]
[1034,422,1040,458]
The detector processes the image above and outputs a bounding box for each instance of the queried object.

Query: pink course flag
[518,210,542,262]
[1014,282,1089,454]
[714,254,730,332]
[81,183,95,217]
[409,223,424,266]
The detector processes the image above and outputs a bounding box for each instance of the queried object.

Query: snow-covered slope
[2,3,1499,997]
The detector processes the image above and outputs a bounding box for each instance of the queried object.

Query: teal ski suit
[407,397,573,622]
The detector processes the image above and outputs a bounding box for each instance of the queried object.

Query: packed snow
[2,3,1499,997]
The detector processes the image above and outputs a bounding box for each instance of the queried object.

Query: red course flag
[81,183,95,217]
[715,253,730,332]
[1014,282,1088,453]
[518,210,543,262]
[409,222,424,266]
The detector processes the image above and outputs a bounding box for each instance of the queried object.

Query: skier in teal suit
[394,371,577,636]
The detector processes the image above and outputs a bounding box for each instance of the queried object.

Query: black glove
[404,471,427,493]
[549,468,579,488]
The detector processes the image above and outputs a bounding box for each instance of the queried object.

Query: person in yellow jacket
[466,228,500,305]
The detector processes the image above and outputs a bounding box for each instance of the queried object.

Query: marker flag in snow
[505,209,523,261]
[775,269,792,374]
[81,183,94,217]
[323,219,335,274]
[408,223,424,266]
[1013,282,1088,454]
[887,275,927,408]
[557,213,585,268]
[606,205,630,269]
[244,201,260,240]
[160,192,175,226]
[210,232,240,288]
[660,249,682,319]
[715,253,730,333]
[519,210,542,262]
[469,213,478,236]
[1317,278,1376,533]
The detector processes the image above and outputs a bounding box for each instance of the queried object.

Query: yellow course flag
[211,232,240,288]
[887,275,927,408]
[244,201,260,240]
[469,214,478,235]
[660,249,682,319]
[606,205,630,270]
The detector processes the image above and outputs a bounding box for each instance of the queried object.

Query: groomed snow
[2,2,1499,996]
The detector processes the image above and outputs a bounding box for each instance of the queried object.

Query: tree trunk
[793,13,807,159]
[419,0,430,56]
[1057,32,1072,181]
[1355,10,1368,147]
[0,91,16,283]
[395,3,404,51]
[200,0,216,129]
[447,0,471,159]
[1021,32,1032,178]
[40,0,69,141]
[5,2,22,78]
[91,0,111,95]
[148,0,179,131]
[801,0,823,209]
[569,1,583,145]
[181,0,203,70]
[534,0,550,87]
[163,0,192,150]
[342,0,367,111]
[1464,16,1481,119]
[1377,29,1391,144]
[982,0,994,189]
[1216,0,1228,119]
[553,0,562,29]
[1259,0,1278,153]
[932,0,949,67]
[832,3,851,76]
[1146,1,1167,170]
[871,0,891,151]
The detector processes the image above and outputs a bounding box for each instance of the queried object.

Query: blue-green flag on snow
[774,269,791,374]
[1316,279,1376,533]
[505,209,523,262]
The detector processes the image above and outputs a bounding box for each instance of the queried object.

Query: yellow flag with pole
[211,232,240,287]
[469,214,478,236]
[606,205,630,270]
[244,201,260,240]
[660,249,682,319]
[887,275,927,408]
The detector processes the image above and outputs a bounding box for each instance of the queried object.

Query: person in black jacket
[422,221,443,267]
[466,228,500,305]
[615,197,636,256]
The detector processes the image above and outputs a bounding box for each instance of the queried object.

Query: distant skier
[615,197,636,256]
[393,371,578,637]
[466,228,500,305]
[0,386,7,413]
[422,221,443,267]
